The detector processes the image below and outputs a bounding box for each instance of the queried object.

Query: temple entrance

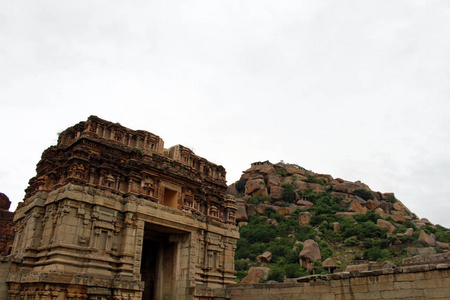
[140,223,188,300]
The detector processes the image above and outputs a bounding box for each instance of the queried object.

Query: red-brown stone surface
[0,193,14,255]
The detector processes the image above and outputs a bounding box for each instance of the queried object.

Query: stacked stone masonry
[5,116,239,300]
[227,263,450,300]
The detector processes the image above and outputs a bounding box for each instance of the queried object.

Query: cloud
[1,0,450,227]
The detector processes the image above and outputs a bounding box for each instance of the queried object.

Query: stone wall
[227,263,450,300]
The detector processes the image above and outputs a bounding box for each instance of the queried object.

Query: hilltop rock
[260,164,275,174]
[334,181,362,194]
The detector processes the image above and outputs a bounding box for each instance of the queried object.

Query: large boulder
[405,228,413,236]
[436,241,450,250]
[393,202,405,213]
[247,204,257,216]
[366,199,381,210]
[397,228,414,237]
[256,252,272,264]
[333,222,341,233]
[390,211,406,223]
[241,267,270,284]
[245,178,265,195]
[308,183,327,193]
[225,184,239,197]
[377,219,396,235]
[419,230,436,247]
[255,204,269,215]
[270,186,284,200]
[286,166,306,176]
[407,247,437,256]
[298,212,312,226]
[374,208,386,218]
[293,180,308,190]
[281,177,293,185]
[266,174,281,187]
[277,206,291,216]
[336,212,358,218]
[235,200,248,222]
[260,164,275,175]
[348,200,367,214]
[334,181,362,194]
[299,240,321,271]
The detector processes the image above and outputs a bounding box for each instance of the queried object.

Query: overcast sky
[1,1,449,227]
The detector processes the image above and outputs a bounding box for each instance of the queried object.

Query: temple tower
[7,116,238,300]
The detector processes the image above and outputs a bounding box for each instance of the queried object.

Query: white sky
[1,1,449,227]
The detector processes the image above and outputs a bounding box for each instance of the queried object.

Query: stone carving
[5,116,239,300]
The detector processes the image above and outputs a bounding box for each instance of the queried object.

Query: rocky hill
[227,161,450,283]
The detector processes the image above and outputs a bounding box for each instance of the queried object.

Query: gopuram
[6,116,239,300]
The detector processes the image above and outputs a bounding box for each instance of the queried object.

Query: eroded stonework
[0,193,14,256]
[7,116,239,300]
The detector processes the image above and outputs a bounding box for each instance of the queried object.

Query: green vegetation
[247,195,273,205]
[233,166,450,283]
[275,167,287,176]
[302,174,327,186]
[281,184,296,203]
[353,189,374,200]
[386,194,398,203]
[235,178,248,195]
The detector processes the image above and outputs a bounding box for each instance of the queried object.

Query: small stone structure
[5,116,239,299]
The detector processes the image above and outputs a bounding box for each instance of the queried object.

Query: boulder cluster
[227,161,417,228]
[231,161,450,284]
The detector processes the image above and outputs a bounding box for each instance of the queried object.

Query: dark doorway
[140,223,188,300]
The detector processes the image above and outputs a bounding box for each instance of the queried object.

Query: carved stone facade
[0,193,14,256]
[7,116,239,300]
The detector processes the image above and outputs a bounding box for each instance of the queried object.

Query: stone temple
[6,116,239,299]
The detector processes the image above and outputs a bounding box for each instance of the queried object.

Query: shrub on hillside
[363,247,390,262]
[302,174,327,186]
[353,189,374,200]
[275,168,287,176]
[282,183,296,203]
[267,266,285,282]
[235,178,248,194]
[284,264,307,278]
